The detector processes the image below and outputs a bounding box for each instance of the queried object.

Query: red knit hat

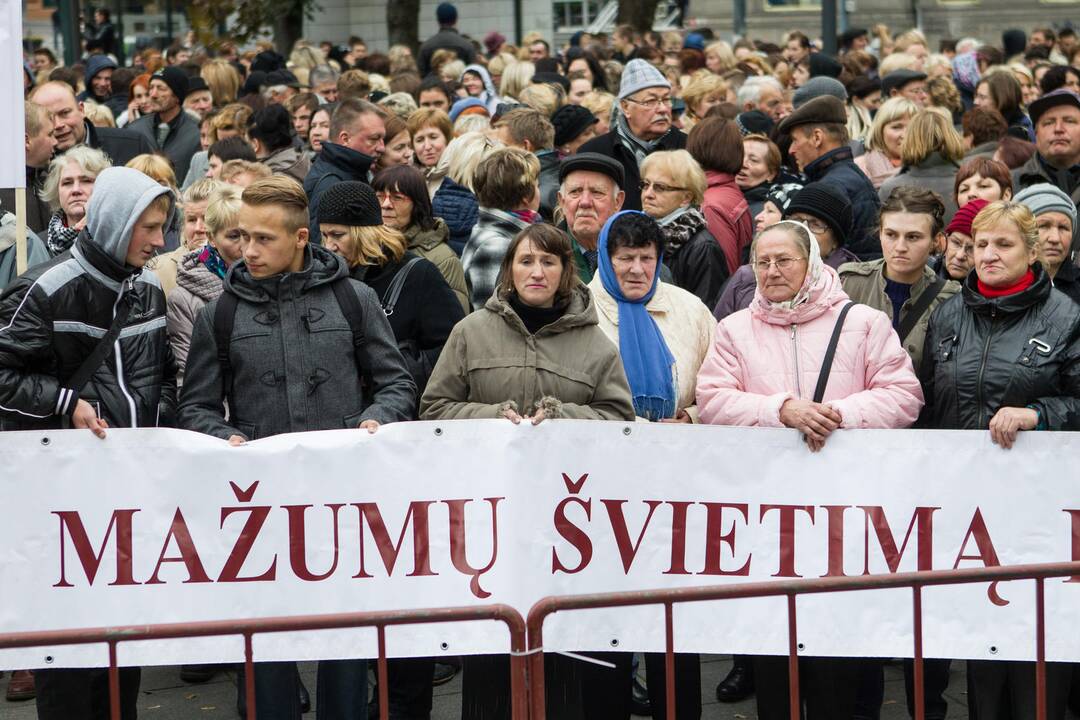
[946,198,990,237]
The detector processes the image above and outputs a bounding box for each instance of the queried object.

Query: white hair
[956,37,981,55]
[736,76,783,108]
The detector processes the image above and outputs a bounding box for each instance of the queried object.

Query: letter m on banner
[54,510,140,587]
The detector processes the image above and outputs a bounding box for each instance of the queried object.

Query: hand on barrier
[72,399,108,439]
[659,409,692,424]
[227,434,246,446]
[501,406,524,424]
[988,406,1038,449]
[358,419,380,434]
[780,398,842,452]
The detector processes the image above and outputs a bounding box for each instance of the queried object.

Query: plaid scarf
[614,110,665,168]
[46,210,80,257]
[657,206,707,256]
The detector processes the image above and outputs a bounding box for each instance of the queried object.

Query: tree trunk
[272,0,305,55]
[387,0,420,52]
[616,0,661,34]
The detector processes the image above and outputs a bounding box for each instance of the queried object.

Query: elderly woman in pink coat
[694,219,923,720]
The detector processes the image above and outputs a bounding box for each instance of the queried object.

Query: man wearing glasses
[579,59,687,211]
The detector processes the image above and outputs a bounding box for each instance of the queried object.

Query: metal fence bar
[1036,577,1047,720]
[786,593,800,720]
[664,601,676,720]
[525,562,1080,720]
[0,604,528,720]
[912,584,924,720]
[377,625,390,720]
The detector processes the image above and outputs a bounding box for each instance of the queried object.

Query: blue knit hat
[618,59,670,100]
[436,2,457,24]
[449,97,487,122]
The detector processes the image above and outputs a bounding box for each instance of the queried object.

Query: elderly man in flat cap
[777,94,882,258]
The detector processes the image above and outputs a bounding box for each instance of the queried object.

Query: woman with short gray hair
[39,145,110,256]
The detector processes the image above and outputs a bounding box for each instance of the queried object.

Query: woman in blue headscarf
[587,210,715,719]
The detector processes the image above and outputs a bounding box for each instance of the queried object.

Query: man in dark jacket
[303,98,385,244]
[77,54,115,104]
[0,166,178,719]
[778,94,882,259]
[418,3,476,76]
[0,101,57,234]
[1013,89,1080,204]
[579,59,687,212]
[127,68,202,181]
[178,176,415,720]
[30,81,152,166]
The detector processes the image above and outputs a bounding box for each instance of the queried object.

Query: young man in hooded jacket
[0,166,178,718]
[178,175,416,719]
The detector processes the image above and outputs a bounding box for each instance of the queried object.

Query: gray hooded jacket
[178,244,417,440]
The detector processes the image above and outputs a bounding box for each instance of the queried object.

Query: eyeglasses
[639,180,687,193]
[788,216,829,234]
[753,256,804,272]
[624,95,673,110]
[376,191,409,203]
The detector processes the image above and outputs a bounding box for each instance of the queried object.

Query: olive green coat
[839,259,960,373]
[419,286,635,421]
[404,219,471,314]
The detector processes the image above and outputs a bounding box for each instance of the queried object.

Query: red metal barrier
[526,561,1080,720]
[0,604,528,720]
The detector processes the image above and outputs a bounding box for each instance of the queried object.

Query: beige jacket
[838,259,960,374]
[588,276,716,422]
[420,286,635,421]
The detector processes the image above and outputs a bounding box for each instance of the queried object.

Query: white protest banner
[0,0,25,189]
[2,421,1080,669]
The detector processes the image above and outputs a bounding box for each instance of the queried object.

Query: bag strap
[897,278,945,343]
[381,258,422,316]
[812,302,855,404]
[213,291,239,395]
[330,278,375,391]
[66,282,136,395]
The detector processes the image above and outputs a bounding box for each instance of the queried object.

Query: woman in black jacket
[317,181,465,720]
[639,149,729,308]
[920,200,1080,720]
[318,181,465,399]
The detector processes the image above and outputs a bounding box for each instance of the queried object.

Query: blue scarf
[598,211,677,421]
[198,244,229,279]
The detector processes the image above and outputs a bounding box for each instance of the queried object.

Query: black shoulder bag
[813,302,855,403]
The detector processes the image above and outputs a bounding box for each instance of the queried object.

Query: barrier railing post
[1036,577,1046,720]
[244,632,256,720]
[912,584,924,720]
[787,593,800,720]
[664,601,676,720]
[108,640,120,720]
[377,625,390,720]
[507,618,529,720]
[527,607,548,720]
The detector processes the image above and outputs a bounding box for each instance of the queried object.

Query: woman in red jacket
[687,116,754,275]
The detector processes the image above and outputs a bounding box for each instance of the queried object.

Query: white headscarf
[761,220,823,309]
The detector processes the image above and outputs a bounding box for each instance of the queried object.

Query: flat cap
[1028,89,1080,127]
[776,95,848,134]
[881,69,927,98]
[559,152,626,190]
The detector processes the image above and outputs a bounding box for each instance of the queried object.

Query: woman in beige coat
[420,223,633,720]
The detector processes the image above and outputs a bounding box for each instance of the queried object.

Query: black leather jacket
[0,236,177,431]
[919,264,1080,431]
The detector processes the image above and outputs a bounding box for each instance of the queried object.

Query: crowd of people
[4,3,1080,719]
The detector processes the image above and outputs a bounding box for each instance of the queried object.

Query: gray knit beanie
[1014,183,1077,229]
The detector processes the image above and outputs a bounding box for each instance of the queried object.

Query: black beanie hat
[317,181,383,227]
[248,104,294,152]
[551,104,598,146]
[783,181,853,244]
[735,110,773,136]
[153,66,190,101]
[1002,29,1027,58]
[240,71,266,97]
[808,53,843,79]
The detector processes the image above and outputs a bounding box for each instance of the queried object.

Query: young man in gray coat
[178,175,415,719]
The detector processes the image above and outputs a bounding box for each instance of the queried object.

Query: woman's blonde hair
[517,83,560,117]
[865,97,919,154]
[201,59,241,107]
[127,153,178,195]
[204,185,243,236]
[971,200,1040,252]
[40,146,110,209]
[337,224,408,267]
[900,108,965,165]
[211,103,253,144]
[453,113,491,136]
[640,150,706,206]
[182,177,224,206]
[487,53,518,81]
[879,52,918,76]
[681,74,730,118]
[499,61,535,100]
[82,100,115,128]
[581,91,615,123]
[440,131,502,191]
[705,41,737,73]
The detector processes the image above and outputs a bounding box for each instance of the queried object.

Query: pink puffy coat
[696,265,924,429]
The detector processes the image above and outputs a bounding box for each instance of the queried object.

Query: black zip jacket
[0,236,177,431]
[919,264,1080,431]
